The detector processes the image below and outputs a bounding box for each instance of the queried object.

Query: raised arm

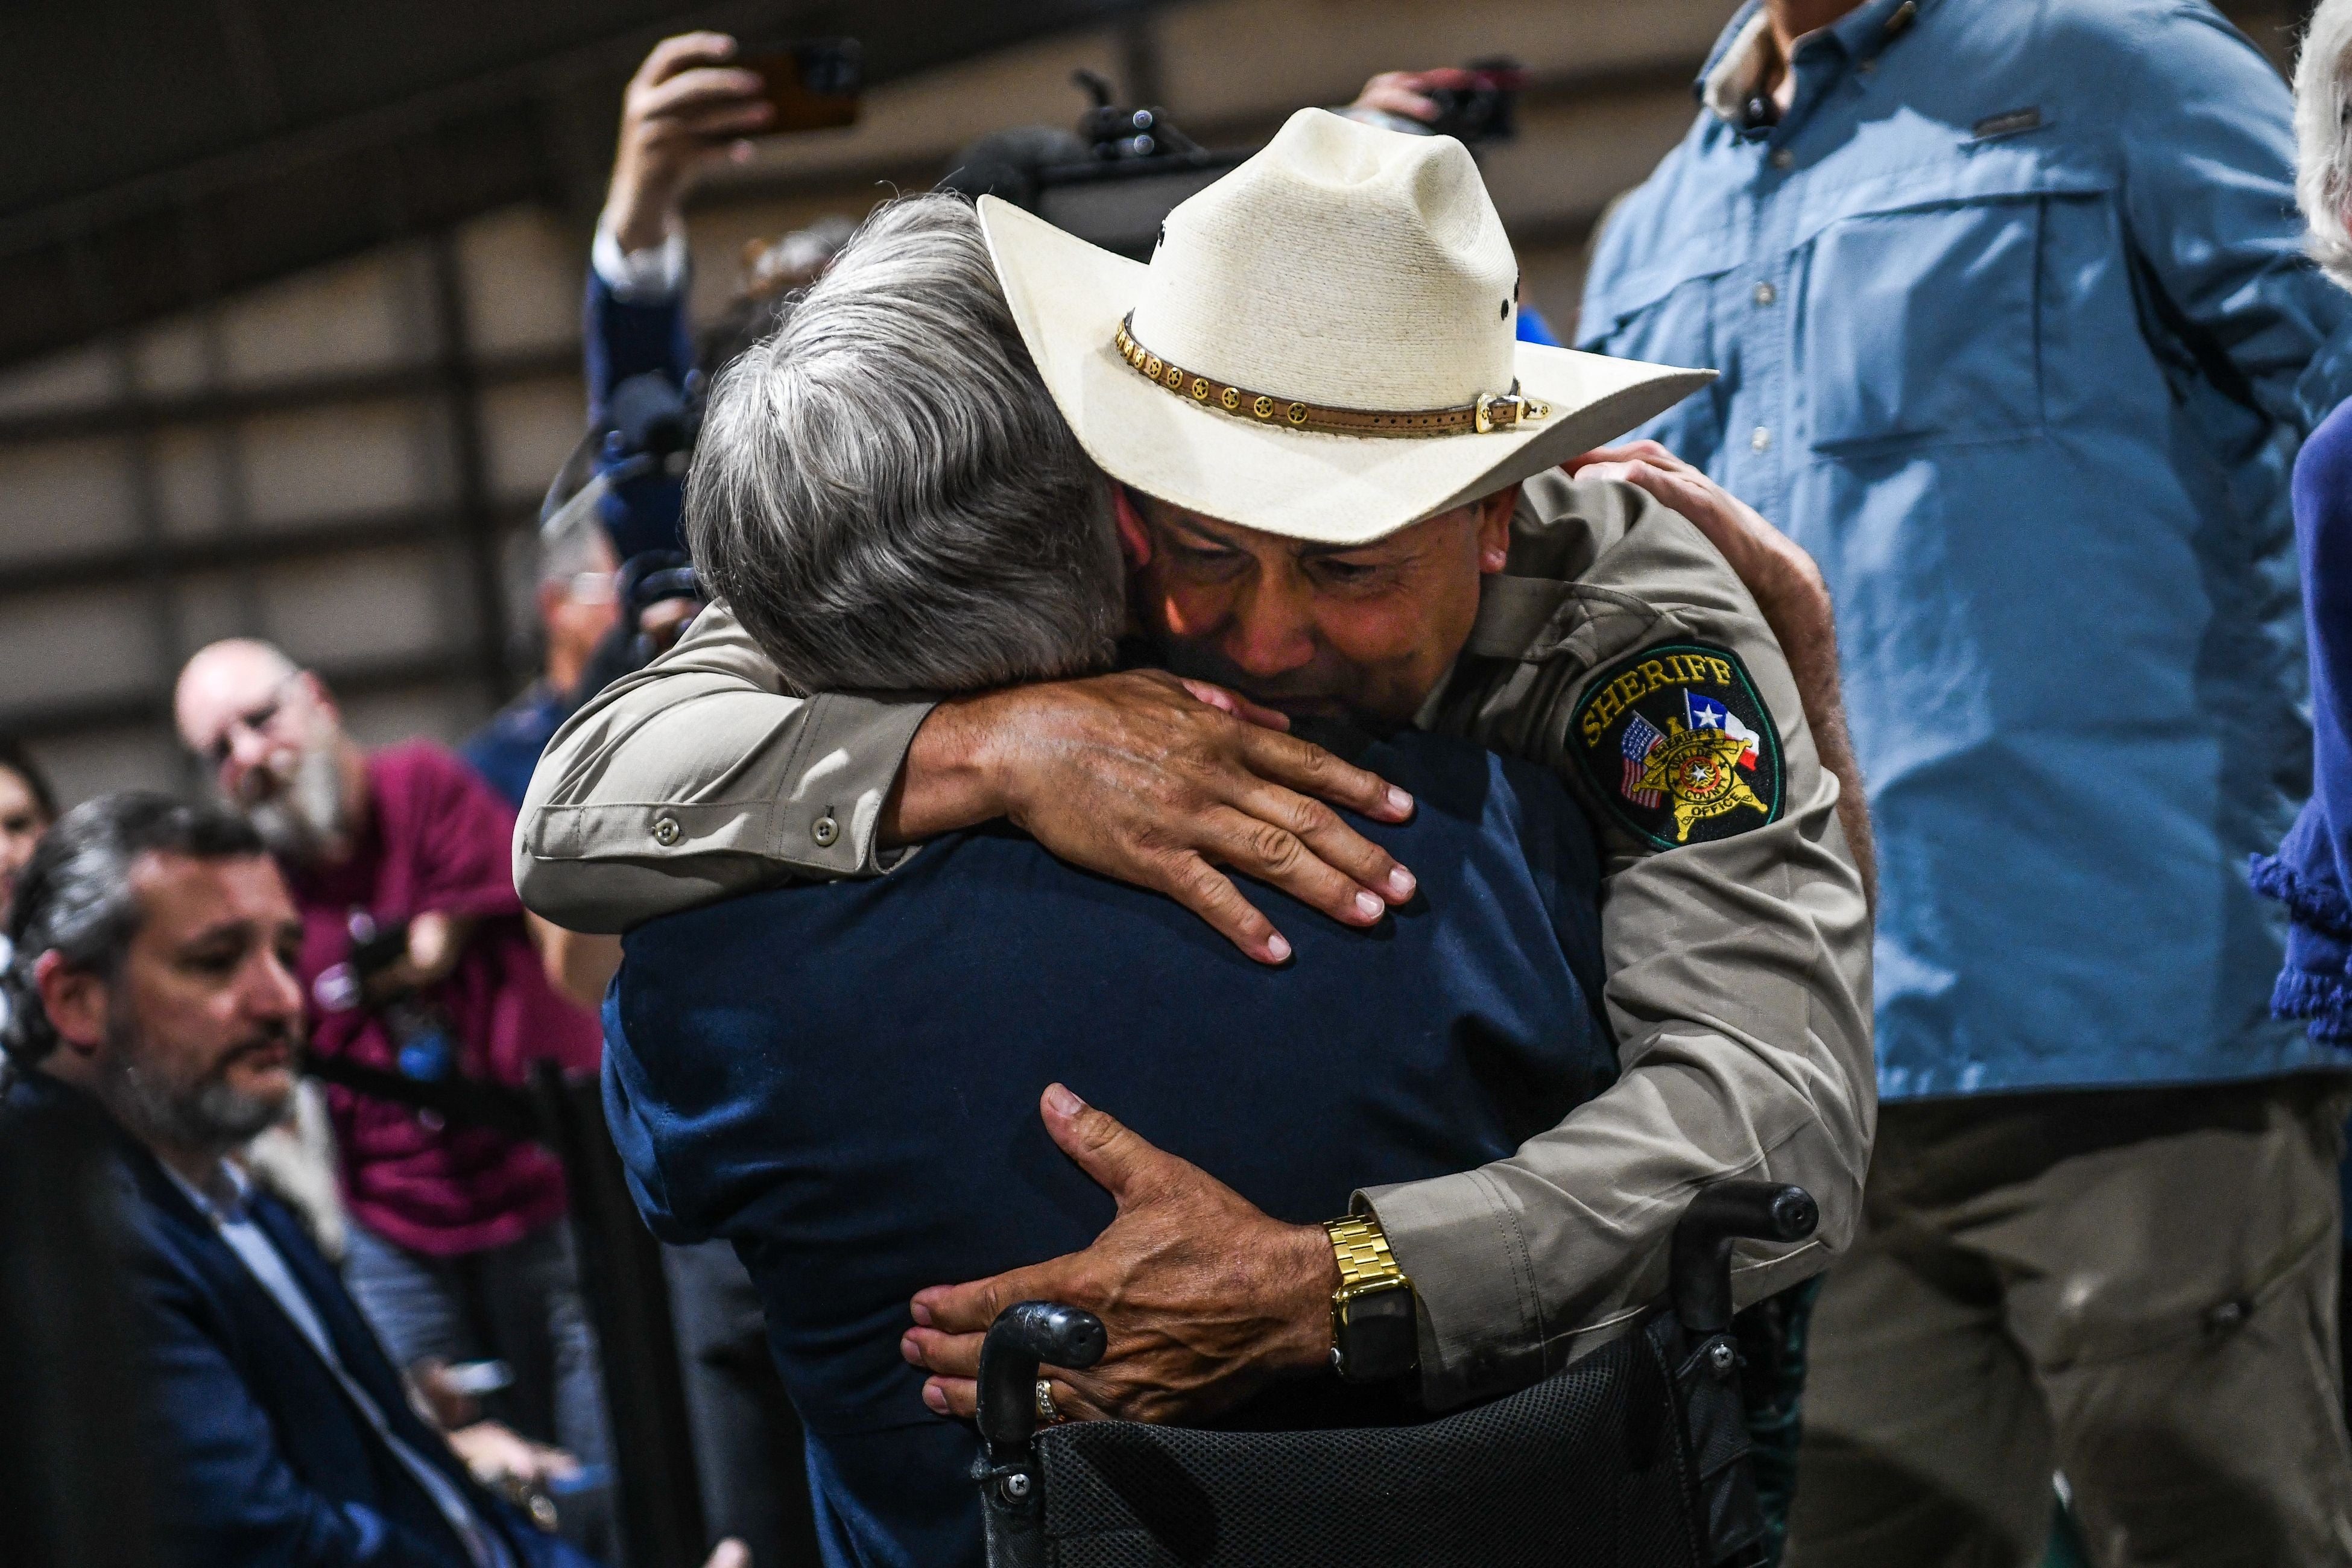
[516,601,1418,945]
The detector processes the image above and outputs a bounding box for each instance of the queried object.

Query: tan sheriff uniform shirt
[516,472,1874,1412]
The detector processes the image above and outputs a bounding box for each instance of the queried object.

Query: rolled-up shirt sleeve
[514,601,936,932]
[1359,477,1876,1411]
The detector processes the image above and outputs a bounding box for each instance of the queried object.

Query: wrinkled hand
[1347,68,1479,125]
[604,33,773,253]
[901,1086,1339,1424]
[1570,442,1829,629]
[900,669,1418,965]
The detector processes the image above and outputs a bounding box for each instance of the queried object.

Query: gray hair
[3,793,267,1066]
[2298,0,2352,289]
[684,194,1122,695]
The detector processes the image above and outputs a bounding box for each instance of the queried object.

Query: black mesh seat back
[1035,1314,1707,1568]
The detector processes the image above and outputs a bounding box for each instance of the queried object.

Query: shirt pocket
[1581,262,1735,466]
[1793,156,2110,454]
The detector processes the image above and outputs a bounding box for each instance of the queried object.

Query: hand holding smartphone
[738,39,863,135]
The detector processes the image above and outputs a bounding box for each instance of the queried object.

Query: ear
[294,669,341,730]
[1113,486,1153,569]
[1476,482,1520,575]
[33,949,109,1059]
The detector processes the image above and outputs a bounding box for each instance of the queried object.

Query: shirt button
[1771,148,1796,171]
[1753,281,1778,307]
[1751,426,1774,453]
[651,815,681,847]
[811,813,841,849]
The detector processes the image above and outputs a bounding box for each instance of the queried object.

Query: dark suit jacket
[605,729,1617,1568]
[1,1072,595,1568]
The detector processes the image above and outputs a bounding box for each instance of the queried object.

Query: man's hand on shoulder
[900,1085,1339,1424]
[1571,442,1829,634]
[888,669,1420,965]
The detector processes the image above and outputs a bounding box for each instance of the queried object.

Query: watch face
[1337,1285,1418,1383]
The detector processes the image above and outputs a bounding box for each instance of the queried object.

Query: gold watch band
[1324,1213,1411,1298]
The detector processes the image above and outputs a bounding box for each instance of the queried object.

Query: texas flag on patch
[1686,691,1762,770]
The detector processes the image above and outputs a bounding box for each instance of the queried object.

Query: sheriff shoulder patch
[1570,643,1784,850]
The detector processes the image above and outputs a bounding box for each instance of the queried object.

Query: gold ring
[1035,1378,1066,1425]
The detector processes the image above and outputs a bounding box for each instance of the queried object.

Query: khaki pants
[1786,1076,2352,1568]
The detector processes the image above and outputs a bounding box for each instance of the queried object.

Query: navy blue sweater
[604,730,1614,1567]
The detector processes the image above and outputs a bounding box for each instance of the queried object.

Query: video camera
[306,914,540,1140]
[947,57,1526,261]
[599,368,703,489]
[943,74,1248,259]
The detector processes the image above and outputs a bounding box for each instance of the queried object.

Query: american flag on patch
[1620,712,1667,807]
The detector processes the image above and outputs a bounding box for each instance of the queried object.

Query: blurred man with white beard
[173,640,612,1489]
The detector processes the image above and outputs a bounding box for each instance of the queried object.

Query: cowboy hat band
[976,109,1715,546]
[1112,314,1552,437]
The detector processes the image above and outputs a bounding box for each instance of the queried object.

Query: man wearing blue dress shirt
[1559,1,2352,1560]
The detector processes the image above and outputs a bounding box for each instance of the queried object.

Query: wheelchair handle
[975,1300,1108,1462]
[1669,1181,1816,1337]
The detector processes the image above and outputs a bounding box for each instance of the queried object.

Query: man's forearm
[1361,1011,1868,1411]
[879,697,1002,847]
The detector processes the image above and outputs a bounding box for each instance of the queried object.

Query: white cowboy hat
[978,107,1715,546]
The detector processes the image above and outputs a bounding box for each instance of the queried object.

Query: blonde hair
[2297,0,2352,289]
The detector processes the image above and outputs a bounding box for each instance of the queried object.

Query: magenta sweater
[292,742,602,1256]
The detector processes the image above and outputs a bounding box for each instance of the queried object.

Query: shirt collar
[161,1157,255,1226]
[1698,0,1932,124]
[1699,4,1774,123]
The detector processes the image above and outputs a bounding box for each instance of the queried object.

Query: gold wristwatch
[1323,1210,1418,1383]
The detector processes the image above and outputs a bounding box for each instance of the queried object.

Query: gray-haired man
[527,110,1874,1424]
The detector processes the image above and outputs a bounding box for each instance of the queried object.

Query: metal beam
[0,497,537,601]
[0,347,580,448]
[426,230,520,709]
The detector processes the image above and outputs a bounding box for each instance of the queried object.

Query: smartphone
[741,39,862,135]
